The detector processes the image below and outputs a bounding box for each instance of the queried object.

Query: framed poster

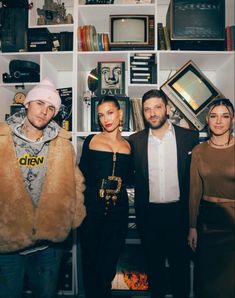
[112,243,148,291]
[90,96,130,132]
[97,61,125,96]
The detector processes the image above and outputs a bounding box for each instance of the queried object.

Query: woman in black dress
[79,95,132,298]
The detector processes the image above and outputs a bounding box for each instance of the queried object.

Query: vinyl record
[88,68,98,93]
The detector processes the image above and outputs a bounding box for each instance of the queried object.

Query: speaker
[2,60,40,83]
[0,4,28,52]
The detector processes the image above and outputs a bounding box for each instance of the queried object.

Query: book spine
[149,15,155,49]
[163,26,171,50]
[230,25,235,51]
[225,26,232,51]
[130,67,150,71]
[102,33,109,51]
[157,23,166,50]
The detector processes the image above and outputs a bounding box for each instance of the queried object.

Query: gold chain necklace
[21,124,43,142]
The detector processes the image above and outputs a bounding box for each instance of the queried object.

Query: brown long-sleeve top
[189,141,235,228]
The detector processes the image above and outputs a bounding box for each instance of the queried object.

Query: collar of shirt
[149,120,175,144]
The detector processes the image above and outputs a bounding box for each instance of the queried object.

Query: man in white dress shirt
[129,89,198,298]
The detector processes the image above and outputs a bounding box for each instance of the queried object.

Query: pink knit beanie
[24,78,61,115]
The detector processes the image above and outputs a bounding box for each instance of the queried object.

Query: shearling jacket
[0,122,86,253]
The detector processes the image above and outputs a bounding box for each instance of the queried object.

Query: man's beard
[145,113,168,130]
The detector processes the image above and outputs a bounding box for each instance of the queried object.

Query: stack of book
[130,53,157,84]
[78,25,109,51]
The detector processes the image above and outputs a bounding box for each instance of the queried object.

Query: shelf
[29,24,74,33]
[28,0,74,28]
[0,83,37,92]
[128,84,159,98]
[77,51,129,70]
[0,2,234,297]
[77,4,156,32]
[158,51,234,71]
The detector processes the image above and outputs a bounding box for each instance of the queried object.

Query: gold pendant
[112,195,117,205]
[105,194,111,201]
[99,189,105,198]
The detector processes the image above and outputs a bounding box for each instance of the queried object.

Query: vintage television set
[166,0,225,50]
[160,60,224,131]
[109,14,154,50]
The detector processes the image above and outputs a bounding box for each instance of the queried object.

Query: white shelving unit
[0,0,234,295]
[0,0,234,131]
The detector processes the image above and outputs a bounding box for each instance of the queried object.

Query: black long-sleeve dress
[78,134,132,298]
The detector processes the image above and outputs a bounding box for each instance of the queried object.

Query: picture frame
[97,61,125,96]
[112,242,148,291]
[112,242,172,295]
[90,96,130,131]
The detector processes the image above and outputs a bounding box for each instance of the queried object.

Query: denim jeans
[0,246,63,298]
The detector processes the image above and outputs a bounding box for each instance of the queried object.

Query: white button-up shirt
[148,121,180,203]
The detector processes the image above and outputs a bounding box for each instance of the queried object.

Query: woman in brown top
[188,98,235,298]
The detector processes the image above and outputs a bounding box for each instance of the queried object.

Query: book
[163,26,171,50]
[54,87,72,131]
[131,73,151,77]
[130,98,145,131]
[134,53,154,57]
[102,33,109,51]
[112,243,148,290]
[130,66,150,71]
[130,61,150,66]
[230,25,235,51]
[133,55,153,60]
[157,23,166,50]
[131,78,150,82]
[225,26,232,51]
[130,56,155,64]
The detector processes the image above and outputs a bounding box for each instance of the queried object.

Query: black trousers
[79,211,128,298]
[137,202,190,298]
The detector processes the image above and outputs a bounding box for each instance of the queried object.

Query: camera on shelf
[2,60,40,83]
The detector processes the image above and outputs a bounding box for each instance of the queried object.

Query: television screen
[110,15,154,50]
[170,69,214,113]
[112,17,146,43]
[161,60,223,131]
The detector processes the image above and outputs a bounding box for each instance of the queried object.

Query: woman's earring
[119,118,123,132]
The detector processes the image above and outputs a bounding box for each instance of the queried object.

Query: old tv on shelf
[160,60,224,131]
[166,0,225,50]
[109,14,154,50]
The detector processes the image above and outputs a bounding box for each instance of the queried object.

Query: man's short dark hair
[142,89,168,106]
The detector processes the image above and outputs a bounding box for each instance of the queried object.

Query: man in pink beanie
[0,78,86,298]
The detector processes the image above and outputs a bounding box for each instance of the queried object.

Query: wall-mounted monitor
[166,0,225,50]
[160,60,224,131]
[109,14,154,50]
